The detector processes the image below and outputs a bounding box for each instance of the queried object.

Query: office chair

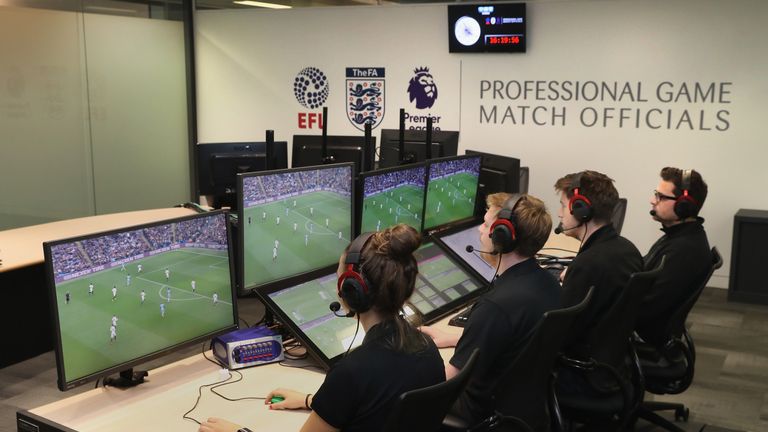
[443,287,595,432]
[555,257,665,431]
[611,198,628,235]
[383,348,480,432]
[519,167,529,194]
[634,247,723,432]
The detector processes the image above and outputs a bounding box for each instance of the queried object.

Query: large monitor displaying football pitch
[238,163,354,291]
[424,155,482,231]
[44,211,237,391]
[360,163,426,234]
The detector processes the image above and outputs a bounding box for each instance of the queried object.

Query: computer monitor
[423,155,482,231]
[433,223,496,283]
[291,135,375,174]
[465,149,521,217]
[359,164,426,234]
[378,129,460,168]
[238,163,354,292]
[43,211,237,391]
[256,267,365,370]
[197,142,289,209]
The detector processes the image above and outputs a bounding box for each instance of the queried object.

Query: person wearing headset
[553,171,642,399]
[635,167,710,351]
[420,192,560,428]
[198,224,445,432]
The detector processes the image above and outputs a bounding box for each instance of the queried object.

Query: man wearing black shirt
[636,167,710,349]
[422,193,561,427]
[555,170,643,355]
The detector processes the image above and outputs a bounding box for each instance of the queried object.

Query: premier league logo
[294,67,329,109]
[346,67,385,131]
[407,67,438,109]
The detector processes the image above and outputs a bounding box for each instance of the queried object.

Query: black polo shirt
[311,320,445,432]
[636,218,710,348]
[560,224,643,356]
[449,258,561,425]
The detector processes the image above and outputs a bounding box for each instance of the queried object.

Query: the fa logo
[346,67,385,131]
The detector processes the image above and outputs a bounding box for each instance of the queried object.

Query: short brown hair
[660,167,707,215]
[486,192,552,257]
[554,170,619,223]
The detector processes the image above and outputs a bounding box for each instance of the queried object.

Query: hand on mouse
[265,388,312,410]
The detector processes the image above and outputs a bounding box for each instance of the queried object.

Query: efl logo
[346,67,385,131]
[405,66,441,131]
[294,67,329,129]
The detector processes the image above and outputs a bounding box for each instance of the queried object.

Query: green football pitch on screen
[361,184,423,233]
[424,172,479,229]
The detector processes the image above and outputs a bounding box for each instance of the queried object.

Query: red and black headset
[674,169,698,220]
[489,194,525,254]
[568,172,594,223]
[337,232,375,314]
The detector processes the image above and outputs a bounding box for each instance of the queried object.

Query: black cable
[209,369,266,402]
[539,247,578,254]
[94,378,100,389]
[345,315,361,357]
[239,317,251,328]
[183,344,234,425]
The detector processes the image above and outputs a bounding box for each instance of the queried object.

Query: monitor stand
[104,368,148,388]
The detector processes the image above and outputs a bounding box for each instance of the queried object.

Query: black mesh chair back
[611,198,628,234]
[383,348,480,432]
[493,287,594,432]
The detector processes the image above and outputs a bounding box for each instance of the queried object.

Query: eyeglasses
[653,190,677,202]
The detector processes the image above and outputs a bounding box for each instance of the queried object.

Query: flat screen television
[448,3,527,53]
[465,149,521,216]
[43,211,238,391]
[197,141,288,209]
[433,223,497,283]
[409,242,486,323]
[423,155,482,231]
[359,163,427,235]
[292,135,375,174]
[255,267,365,371]
[378,129,459,168]
[238,163,354,292]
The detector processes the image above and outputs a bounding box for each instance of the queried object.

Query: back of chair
[585,257,666,390]
[383,348,480,432]
[611,198,628,235]
[662,247,723,340]
[492,287,595,432]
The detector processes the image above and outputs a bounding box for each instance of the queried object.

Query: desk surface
[0,208,195,273]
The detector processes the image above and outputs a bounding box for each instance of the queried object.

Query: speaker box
[728,209,768,304]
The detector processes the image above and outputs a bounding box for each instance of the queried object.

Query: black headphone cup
[570,198,593,222]
[340,276,372,313]
[674,198,696,220]
[491,222,517,254]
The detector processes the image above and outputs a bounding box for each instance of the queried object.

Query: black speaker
[728,209,768,305]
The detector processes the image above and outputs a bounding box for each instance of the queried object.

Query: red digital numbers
[488,35,520,45]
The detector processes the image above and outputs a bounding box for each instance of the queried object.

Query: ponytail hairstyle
[355,223,431,353]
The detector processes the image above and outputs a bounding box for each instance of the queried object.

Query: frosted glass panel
[0,7,94,230]
[83,14,189,214]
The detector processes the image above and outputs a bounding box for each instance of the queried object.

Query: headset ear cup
[490,219,517,254]
[339,272,371,313]
[570,197,593,222]
[674,196,697,220]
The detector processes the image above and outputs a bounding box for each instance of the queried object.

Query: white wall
[196,0,768,288]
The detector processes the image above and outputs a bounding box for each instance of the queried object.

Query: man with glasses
[636,167,710,350]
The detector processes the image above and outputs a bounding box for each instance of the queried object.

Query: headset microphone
[649,209,657,217]
[329,301,355,318]
[465,245,498,255]
[554,222,582,235]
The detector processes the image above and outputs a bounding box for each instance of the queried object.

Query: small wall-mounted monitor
[448,3,526,53]
[238,163,354,292]
[197,142,288,209]
[423,155,482,231]
[359,163,427,234]
[291,135,375,174]
[378,129,459,169]
[44,211,237,391]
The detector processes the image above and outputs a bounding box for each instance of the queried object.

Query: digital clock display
[448,3,527,53]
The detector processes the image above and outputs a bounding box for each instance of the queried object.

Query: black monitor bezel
[196,141,288,197]
[357,162,428,236]
[291,135,376,174]
[237,162,356,294]
[378,129,460,169]
[43,210,239,391]
[422,154,483,233]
